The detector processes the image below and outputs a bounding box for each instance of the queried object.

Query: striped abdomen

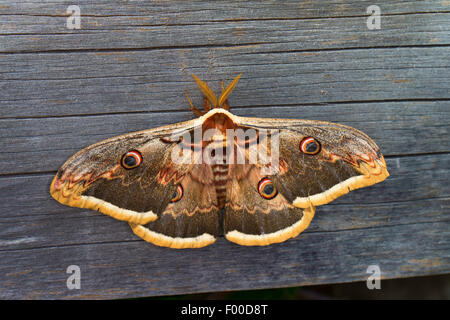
[212,164,229,208]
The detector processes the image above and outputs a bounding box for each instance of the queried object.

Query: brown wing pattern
[237,117,389,208]
[50,74,389,249]
[50,121,197,225]
[129,163,221,249]
[224,163,315,246]
[220,116,388,246]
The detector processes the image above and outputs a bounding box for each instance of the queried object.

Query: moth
[50,74,389,249]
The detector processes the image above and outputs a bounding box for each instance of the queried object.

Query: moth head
[121,150,143,169]
[299,137,321,155]
[258,177,278,200]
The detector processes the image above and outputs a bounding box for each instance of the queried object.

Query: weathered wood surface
[0,1,449,299]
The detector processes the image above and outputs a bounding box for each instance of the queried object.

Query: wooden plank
[1,221,448,299]
[0,101,448,175]
[0,154,448,251]
[0,0,448,299]
[1,2,449,53]
[0,152,448,299]
[1,46,449,119]
[2,0,448,18]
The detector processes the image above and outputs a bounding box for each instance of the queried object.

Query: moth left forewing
[50,120,198,225]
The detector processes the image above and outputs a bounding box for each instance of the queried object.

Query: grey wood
[1,2,449,53]
[2,0,448,18]
[0,154,448,299]
[0,154,448,250]
[0,101,449,175]
[0,0,448,299]
[0,220,448,299]
[1,47,449,118]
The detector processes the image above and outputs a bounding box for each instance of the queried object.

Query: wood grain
[0,154,448,248]
[0,0,448,299]
[1,1,449,53]
[0,101,449,175]
[1,47,449,118]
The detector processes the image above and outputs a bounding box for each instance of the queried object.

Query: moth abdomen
[211,163,230,208]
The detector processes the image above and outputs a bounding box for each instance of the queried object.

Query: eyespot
[171,184,183,203]
[299,137,321,155]
[258,177,278,200]
[121,150,142,169]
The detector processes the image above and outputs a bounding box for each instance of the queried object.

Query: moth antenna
[219,80,231,110]
[192,74,218,108]
[185,90,205,116]
[218,73,242,108]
